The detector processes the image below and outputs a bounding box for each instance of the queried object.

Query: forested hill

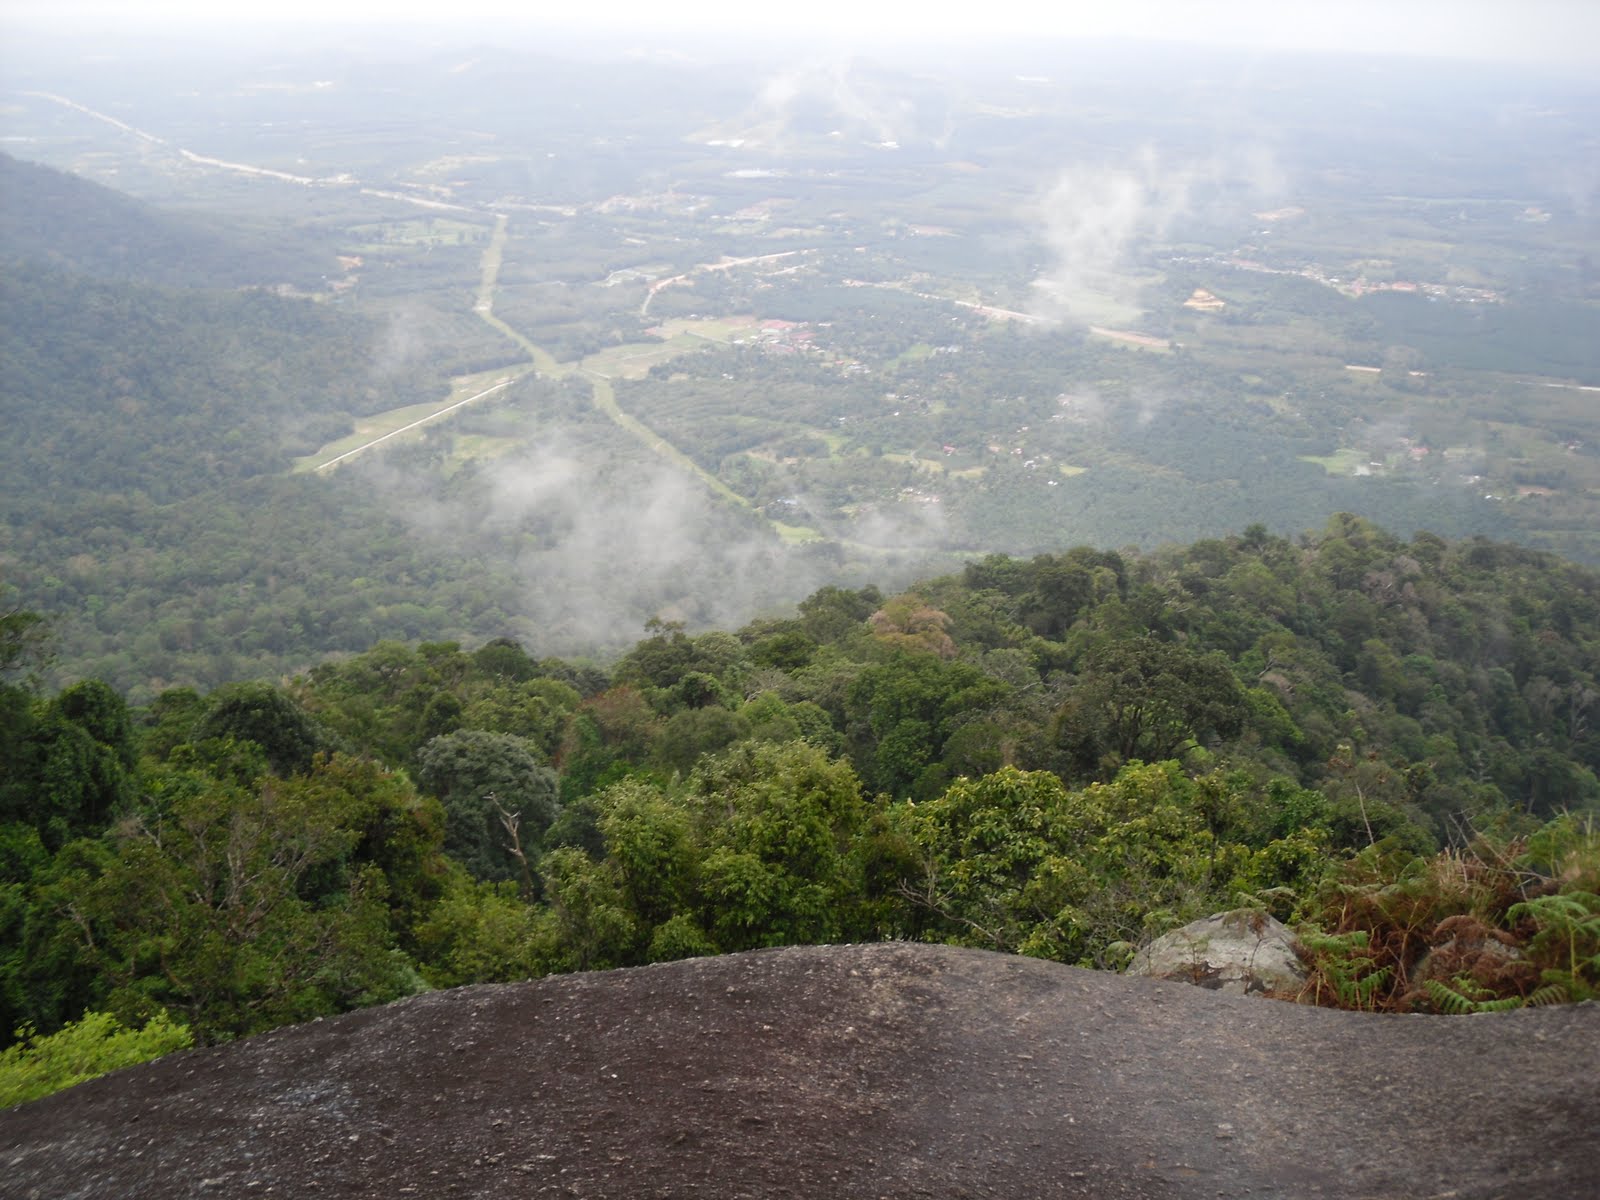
[0,156,550,694]
[0,154,466,510]
[0,152,330,289]
[0,258,446,504]
[3,518,1599,1082]
[286,514,1600,838]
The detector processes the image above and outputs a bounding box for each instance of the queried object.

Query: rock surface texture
[3,942,1596,1199]
[1126,908,1309,996]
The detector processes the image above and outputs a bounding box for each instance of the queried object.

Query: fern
[1296,927,1391,1011]
[1342,965,1393,1009]
[1525,982,1572,1007]
[1509,891,1600,1001]
[1422,978,1526,1014]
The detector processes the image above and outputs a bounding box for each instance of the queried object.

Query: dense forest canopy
[4,521,1599,1087]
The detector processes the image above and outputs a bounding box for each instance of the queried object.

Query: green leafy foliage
[1420,977,1554,1015]
[1295,929,1393,1012]
[413,730,559,884]
[0,259,445,507]
[193,683,332,777]
[1508,891,1600,1002]
[0,152,328,290]
[0,1010,192,1109]
[1,679,136,849]
[1291,815,1600,1011]
[0,600,50,687]
[894,763,1321,966]
[412,869,545,988]
[37,756,436,1044]
[1052,636,1247,780]
[9,520,1600,1057]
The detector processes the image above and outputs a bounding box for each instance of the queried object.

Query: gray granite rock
[1127,908,1308,996]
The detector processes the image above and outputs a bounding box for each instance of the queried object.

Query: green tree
[412,868,543,988]
[413,730,559,884]
[1054,636,1246,779]
[459,677,580,761]
[684,741,870,950]
[895,763,1280,966]
[797,585,881,645]
[0,598,49,687]
[846,653,1007,797]
[137,687,208,762]
[193,682,330,776]
[52,758,421,1043]
[597,778,698,926]
[532,847,638,972]
[2,681,137,849]
[652,706,751,776]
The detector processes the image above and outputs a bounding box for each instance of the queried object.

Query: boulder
[1128,908,1307,996]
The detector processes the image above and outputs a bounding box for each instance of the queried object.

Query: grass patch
[1087,327,1171,353]
[773,521,825,544]
[583,337,706,381]
[447,434,524,465]
[819,430,851,456]
[648,316,761,343]
[1036,279,1148,328]
[1299,448,1369,476]
[889,342,935,369]
[584,374,750,510]
[883,453,947,473]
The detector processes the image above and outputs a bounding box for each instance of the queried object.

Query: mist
[348,418,935,657]
[1029,145,1288,325]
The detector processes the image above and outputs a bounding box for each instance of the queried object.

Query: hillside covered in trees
[5,518,1599,1087]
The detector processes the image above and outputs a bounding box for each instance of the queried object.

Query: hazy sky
[4,0,1600,66]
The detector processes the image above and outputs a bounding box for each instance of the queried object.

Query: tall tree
[414,730,559,883]
[1054,636,1246,779]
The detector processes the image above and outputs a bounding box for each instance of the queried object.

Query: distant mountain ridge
[0,151,329,290]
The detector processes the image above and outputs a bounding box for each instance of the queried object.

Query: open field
[582,336,709,381]
[294,368,530,471]
[647,316,763,342]
[772,520,825,543]
[1299,449,1369,477]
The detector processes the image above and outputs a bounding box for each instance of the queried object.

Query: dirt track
[4,942,1596,1198]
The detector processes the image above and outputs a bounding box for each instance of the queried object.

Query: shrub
[0,1010,191,1108]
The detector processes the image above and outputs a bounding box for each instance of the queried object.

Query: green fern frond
[1424,979,1479,1014]
[1509,890,1600,928]
[1423,978,1542,1014]
[1525,983,1571,1007]
[1472,995,1527,1012]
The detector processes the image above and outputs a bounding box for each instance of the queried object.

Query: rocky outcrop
[3,943,1596,1199]
[1126,908,1308,996]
